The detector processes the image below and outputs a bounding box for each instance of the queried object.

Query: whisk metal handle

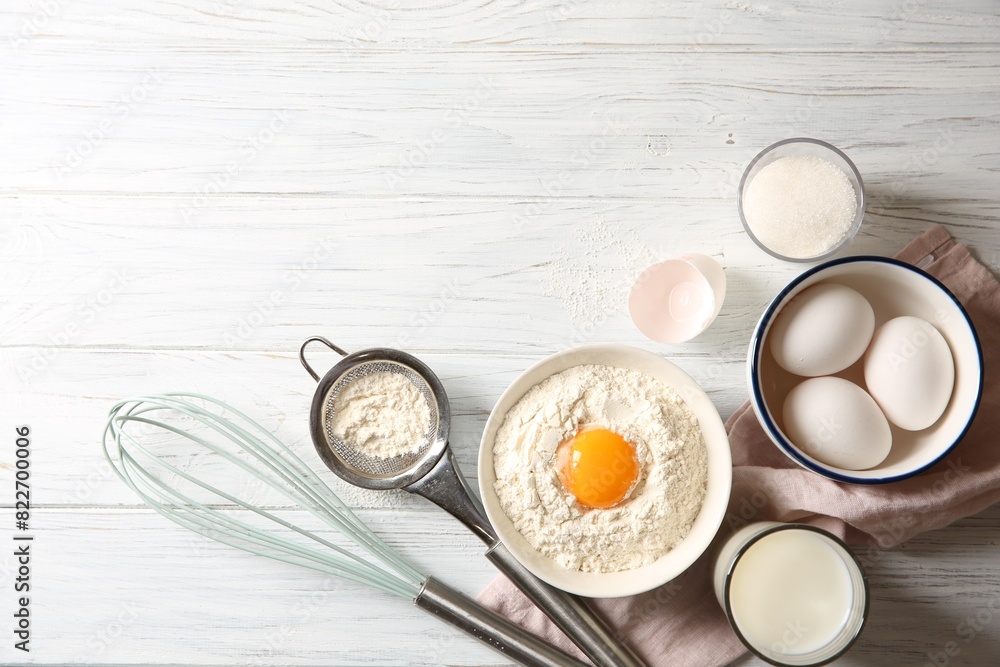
[416,578,589,667]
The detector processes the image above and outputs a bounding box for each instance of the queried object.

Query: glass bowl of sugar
[738,138,865,263]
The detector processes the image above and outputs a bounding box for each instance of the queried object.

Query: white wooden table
[3,1,1000,665]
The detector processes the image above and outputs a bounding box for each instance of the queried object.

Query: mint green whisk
[102,393,586,667]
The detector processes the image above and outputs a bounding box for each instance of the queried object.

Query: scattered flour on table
[545,219,658,320]
[329,371,430,459]
[492,364,709,573]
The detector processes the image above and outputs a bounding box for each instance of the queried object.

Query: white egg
[768,283,875,377]
[864,316,955,431]
[782,377,892,470]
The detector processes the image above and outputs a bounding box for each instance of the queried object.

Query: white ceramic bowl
[478,344,732,598]
[748,257,983,484]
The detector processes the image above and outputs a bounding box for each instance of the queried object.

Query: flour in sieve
[330,372,430,459]
[492,364,708,573]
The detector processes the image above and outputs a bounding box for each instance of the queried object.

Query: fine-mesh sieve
[319,357,443,482]
[300,337,646,667]
[302,341,456,492]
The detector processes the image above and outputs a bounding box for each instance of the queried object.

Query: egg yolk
[556,427,639,509]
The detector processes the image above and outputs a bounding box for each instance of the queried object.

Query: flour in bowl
[492,364,708,573]
[329,371,430,459]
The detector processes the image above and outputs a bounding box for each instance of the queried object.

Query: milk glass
[713,522,869,666]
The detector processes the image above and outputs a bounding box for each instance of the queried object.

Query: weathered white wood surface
[4,47,999,200]
[2,1,1000,665]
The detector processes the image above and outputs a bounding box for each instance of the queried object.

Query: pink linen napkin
[477,224,1000,666]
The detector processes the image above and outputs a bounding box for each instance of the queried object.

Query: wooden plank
[3,197,997,354]
[1,48,997,197]
[3,0,999,48]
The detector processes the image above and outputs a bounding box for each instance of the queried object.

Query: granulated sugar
[743,155,857,259]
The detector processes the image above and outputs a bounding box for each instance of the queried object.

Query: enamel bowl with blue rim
[748,257,983,484]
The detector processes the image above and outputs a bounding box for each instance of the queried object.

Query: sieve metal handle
[407,446,496,544]
[485,543,646,667]
[299,336,348,382]
[407,450,646,667]
[416,577,589,667]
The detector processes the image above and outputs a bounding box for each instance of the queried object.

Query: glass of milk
[713,522,869,666]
